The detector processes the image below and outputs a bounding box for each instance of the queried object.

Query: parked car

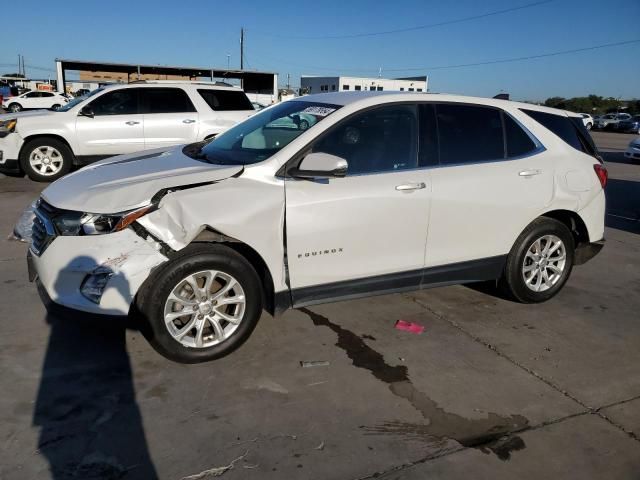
[26,92,606,363]
[595,113,632,130]
[75,88,91,97]
[579,113,593,130]
[1,91,69,113]
[265,112,316,130]
[625,137,640,160]
[617,115,640,134]
[251,102,267,111]
[0,81,255,181]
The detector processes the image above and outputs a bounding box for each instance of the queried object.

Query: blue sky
[2,0,638,101]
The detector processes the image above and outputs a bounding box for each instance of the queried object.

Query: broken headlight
[53,205,154,236]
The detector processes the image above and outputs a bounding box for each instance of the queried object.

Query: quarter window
[197,89,253,111]
[142,88,196,113]
[89,89,139,116]
[436,103,504,165]
[504,114,537,157]
[520,109,585,153]
[312,104,418,175]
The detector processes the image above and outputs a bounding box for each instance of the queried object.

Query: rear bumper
[574,239,604,265]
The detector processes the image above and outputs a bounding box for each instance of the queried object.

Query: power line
[251,39,640,75]
[251,0,554,40]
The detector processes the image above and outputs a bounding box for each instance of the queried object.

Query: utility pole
[240,28,244,70]
[287,73,290,90]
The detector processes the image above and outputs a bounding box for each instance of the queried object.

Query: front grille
[30,199,60,256]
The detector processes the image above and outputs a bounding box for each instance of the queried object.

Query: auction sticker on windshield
[301,106,336,116]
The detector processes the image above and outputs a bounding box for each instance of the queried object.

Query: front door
[75,88,144,157]
[285,104,431,304]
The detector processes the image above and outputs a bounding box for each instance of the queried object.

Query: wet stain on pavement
[300,307,529,459]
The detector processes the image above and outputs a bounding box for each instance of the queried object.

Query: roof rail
[128,79,238,88]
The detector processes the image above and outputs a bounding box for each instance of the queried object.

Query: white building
[301,75,427,95]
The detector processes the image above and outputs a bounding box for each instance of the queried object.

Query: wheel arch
[190,227,280,316]
[20,133,75,160]
[540,209,590,247]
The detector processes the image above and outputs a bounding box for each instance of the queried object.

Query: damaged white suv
[28,92,606,363]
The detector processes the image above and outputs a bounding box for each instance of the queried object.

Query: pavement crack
[407,295,640,445]
[299,307,529,458]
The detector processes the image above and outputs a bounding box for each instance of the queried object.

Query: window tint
[504,114,537,157]
[26,92,40,98]
[90,89,139,116]
[42,92,54,97]
[313,104,418,175]
[197,89,253,111]
[436,104,504,165]
[142,88,195,113]
[419,104,439,167]
[521,109,583,152]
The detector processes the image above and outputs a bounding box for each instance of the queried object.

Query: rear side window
[436,104,504,165]
[520,109,584,152]
[197,89,253,111]
[504,114,537,157]
[142,88,195,114]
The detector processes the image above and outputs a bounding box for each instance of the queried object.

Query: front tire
[51,104,61,110]
[20,138,73,182]
[500,218,574,303]
[8,103,22,113]
[135,244,263,363]
[586,122,592,130]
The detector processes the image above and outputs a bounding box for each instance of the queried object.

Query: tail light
[593,164,608,189]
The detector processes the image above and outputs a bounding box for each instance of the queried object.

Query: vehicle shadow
[602,151,637,166]
[33,257,157,479]
[605,177,640,234]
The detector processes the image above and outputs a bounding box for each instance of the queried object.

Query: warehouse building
[301,75,428,94]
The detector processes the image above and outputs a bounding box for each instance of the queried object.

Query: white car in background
[2,91,69,113]
[27,92,606,363]
[0,81,255,181]
[578,113,593,130]
[625,137,640,161]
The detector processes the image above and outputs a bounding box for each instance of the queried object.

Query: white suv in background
[0,81,255,181]
[2,91,70,112]
[27,92,606,363]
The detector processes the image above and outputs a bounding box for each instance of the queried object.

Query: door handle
[395,182,426,191]
[182,119,196,124]
[125,121,140,126]
[519,169,542,177]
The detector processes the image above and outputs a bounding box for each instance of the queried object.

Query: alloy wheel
[522,234,566,292]
[163,270,246,348]
[29,146,64,176]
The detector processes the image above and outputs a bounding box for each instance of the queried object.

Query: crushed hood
[41,146,243,213]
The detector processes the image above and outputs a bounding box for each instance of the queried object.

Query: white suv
[0,81,254,181]
[1,90,70,113]
[27,92,606,363]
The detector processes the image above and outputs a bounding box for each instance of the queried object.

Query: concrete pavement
[0,133,638,479]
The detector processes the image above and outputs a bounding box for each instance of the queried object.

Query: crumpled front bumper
[29,228,168,315]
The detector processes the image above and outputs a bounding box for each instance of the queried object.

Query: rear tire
[134,244,263,363]
[500,218,574,303]
[20,137,73,182]
[51,104,61,110]
[586,122,592,130]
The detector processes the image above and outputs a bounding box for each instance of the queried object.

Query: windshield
[189,100,340,165]
[56,87,104,112]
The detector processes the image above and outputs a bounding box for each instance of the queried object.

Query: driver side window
[312,104,418,175]
[89,89,140,116]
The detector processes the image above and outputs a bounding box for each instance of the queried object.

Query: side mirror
[79,106,94,118]
[290,152,348,179]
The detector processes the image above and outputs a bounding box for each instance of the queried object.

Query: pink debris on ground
[394,320,425,334]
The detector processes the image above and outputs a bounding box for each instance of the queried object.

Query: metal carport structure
[55,58,277,99]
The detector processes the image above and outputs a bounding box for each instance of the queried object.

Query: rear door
[425,103,554,268]
[75,88,144,156]
[197,88,255,130]
[142,87,199,149]
[285,103,432,301]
